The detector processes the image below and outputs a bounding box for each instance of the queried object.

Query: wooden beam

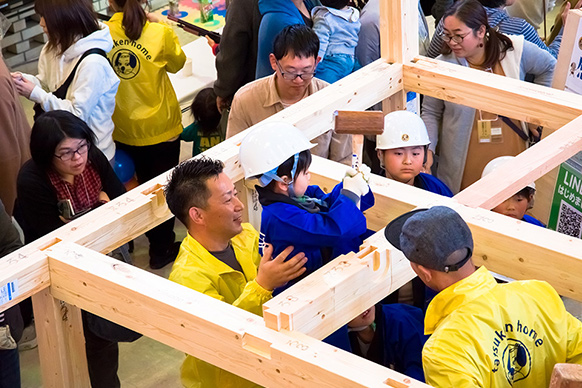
[32,289,90,387]
[404,57,582,130]
[0,60,402,316]
[263,230,415,340]
[0,250,49,312]
[308,156,582,301]
[552,9,582,90]
[454,115,582,209]
[45,241,428,388]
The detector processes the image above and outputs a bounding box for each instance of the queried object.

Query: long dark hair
[112,0,147,41]
[441,0,513,69]
[35,0,99,55]
[30,110,96,171]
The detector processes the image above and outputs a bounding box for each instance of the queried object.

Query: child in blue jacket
[376,110,453,199]
[348,303,428,382]
[312,0,360,83]
[239,121,374,293]
[481,156,545,227]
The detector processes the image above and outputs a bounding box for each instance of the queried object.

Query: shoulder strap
[53,48,109,99]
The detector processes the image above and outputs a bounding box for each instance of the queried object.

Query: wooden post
[32,289,90,387]
[380,0,419,112]
[550,364,582,388]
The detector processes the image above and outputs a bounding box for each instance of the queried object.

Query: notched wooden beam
[44,241,430,388]
[263,231,414,341]
[404,57,582,130]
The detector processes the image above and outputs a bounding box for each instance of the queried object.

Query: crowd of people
[1,0,581,387]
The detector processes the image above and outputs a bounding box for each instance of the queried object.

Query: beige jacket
[227,73,351,164]
[0,58,31,215]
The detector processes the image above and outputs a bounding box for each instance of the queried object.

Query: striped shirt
[427,6,562,59]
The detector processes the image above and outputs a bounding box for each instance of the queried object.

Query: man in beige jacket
[226,24,351,164]
[0,17,31,216]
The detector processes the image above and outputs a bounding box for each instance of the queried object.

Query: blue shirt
[427,6,562,59]
[414,172,454,197]
[523,214,546,227]
[311,6,360,59]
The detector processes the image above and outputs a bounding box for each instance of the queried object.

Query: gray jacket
[0,200,24,342]
[421,35,555,193]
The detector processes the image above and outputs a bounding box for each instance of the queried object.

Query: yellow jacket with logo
[105,13,186,146]
[169,223,270,388]
[423,266,582,387]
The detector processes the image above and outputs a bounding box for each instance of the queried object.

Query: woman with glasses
[11,0,119,163]
[420,0,555,193]
[15,110,126,387]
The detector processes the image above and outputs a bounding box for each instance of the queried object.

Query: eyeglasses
[440,31,472,44]
[54,142,90,161]
[275,59,316,81]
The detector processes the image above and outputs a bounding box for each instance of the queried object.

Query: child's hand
[255,245,307,291]
[343,172,370,197]
[359,164,371,183]
[205,35,216,48]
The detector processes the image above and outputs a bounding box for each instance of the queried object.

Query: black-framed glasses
[440,31,471,43]
[275,59,316,81]
[54,142,90,161]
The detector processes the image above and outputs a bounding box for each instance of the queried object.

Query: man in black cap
[385,206,582,387]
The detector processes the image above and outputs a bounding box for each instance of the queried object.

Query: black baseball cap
[384,206,474,273]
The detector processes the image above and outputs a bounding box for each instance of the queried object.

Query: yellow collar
[424,266,496,334]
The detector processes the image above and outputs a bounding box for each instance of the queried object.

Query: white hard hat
[239,121,316,179]
[376,110,430,150]
[481,156,536,190]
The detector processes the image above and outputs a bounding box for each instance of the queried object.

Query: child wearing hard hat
[239,121,375,293]
[376,110,453,197]
[481,156,545,227]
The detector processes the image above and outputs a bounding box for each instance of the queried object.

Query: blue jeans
[315,53,358,84]
[0,348,20,388]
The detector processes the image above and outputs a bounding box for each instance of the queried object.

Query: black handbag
[33,48,108,121]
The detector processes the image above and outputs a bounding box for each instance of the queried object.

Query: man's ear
[411,262,432,284]
[315,56,321,68]
[188,206,204,226]
[269,53,278,72]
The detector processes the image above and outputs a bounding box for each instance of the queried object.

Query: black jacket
[213,0,262,101]
[0,200,24,341]
[15,147,125,244]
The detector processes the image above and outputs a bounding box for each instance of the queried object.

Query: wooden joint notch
[355,244,390,280]
[141,183,170,218]
[38,237,62,252]
[384,377,412,388]
[241,332,273,360]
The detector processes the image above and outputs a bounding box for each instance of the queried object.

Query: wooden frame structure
[4,1,582,386]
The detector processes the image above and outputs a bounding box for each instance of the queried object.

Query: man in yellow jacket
[165,157,308,388]
[385,206,582,387]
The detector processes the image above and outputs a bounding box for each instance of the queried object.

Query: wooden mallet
[334,110,384,169]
